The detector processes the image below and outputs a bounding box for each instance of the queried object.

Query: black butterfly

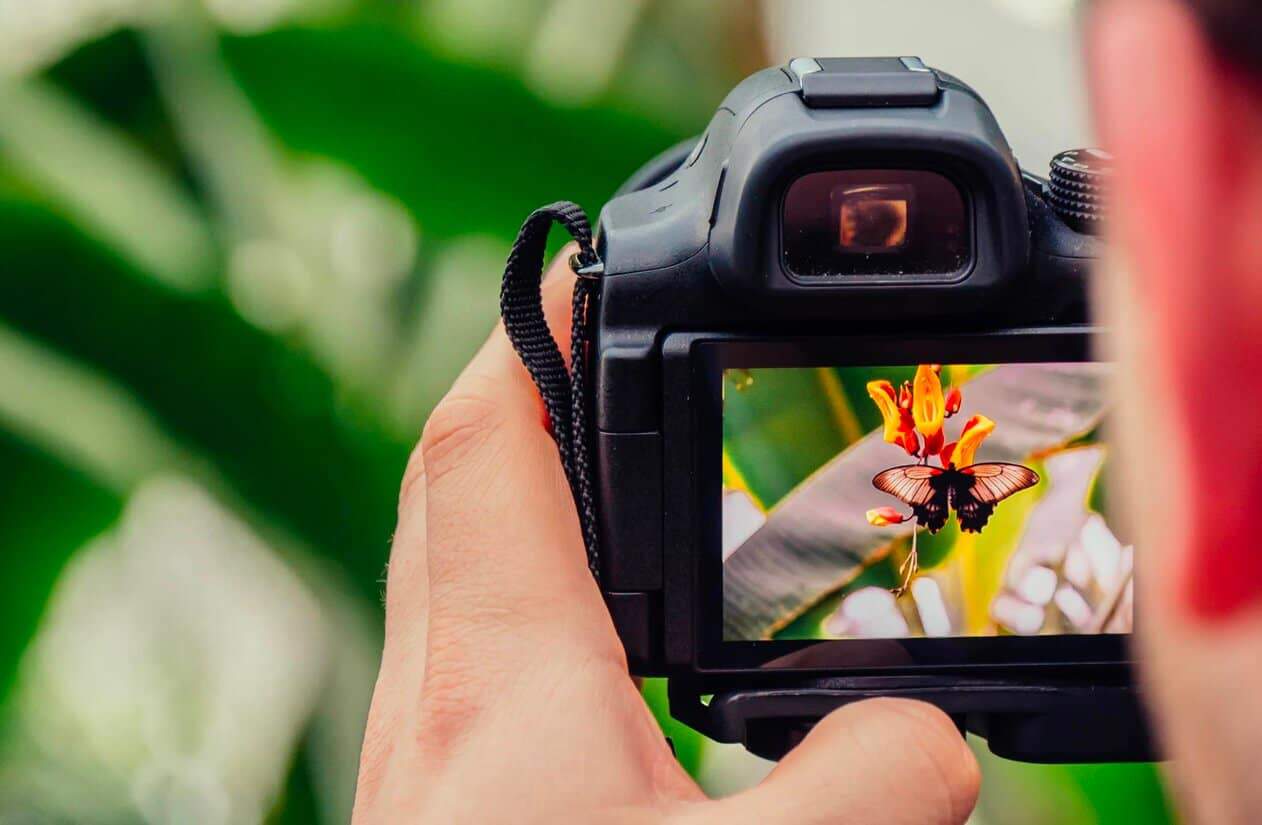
[872,463,1040,534]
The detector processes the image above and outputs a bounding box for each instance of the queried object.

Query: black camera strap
[499,201,602,582]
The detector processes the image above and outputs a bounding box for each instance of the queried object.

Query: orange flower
[911,364,945,439]
[923,428,945,457]
[944,386,962,416]
[898,380,913,410]
[940,440,957,466]
[866,380,902,444]
[952,414,995,467]
[899,430,920,456]
[866,506,906,527]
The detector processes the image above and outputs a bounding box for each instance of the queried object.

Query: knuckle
[412,602,630,764]
[419,390,504,485]
[415,634,495,760]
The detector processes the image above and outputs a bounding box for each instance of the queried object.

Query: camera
[586,58,1150,762]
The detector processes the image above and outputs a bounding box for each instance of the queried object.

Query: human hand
[1089,0,1262,821]
[351,248,980,823]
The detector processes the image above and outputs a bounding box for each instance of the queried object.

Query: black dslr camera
[505,57,1149,763]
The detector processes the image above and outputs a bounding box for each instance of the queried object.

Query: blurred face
[1087,0,1262,821]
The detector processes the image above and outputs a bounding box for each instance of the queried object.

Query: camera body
[589,58,1147,762]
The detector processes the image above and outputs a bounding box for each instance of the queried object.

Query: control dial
[1046,148,1111,234]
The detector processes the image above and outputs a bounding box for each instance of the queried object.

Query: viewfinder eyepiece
[782,169,969,280]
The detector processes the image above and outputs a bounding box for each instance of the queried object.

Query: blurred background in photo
[0,0,1169,821]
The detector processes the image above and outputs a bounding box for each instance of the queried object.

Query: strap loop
[500,202,602,581]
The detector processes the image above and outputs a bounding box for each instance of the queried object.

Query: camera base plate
[668,676,1156,763]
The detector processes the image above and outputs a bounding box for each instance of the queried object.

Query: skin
[355,2,1262,819]
[1088,0,1262,821]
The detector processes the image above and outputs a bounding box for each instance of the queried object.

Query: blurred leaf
[974,749,1174,825]
[0,321,192,492]
[220,24,696,243]
[722,368,855,507]
[1064,762,1173,824]
[0,199,406,602]
[42,29,189,180]
[270,732,322,825]
[773,562,898,640]
[0,77,216,290]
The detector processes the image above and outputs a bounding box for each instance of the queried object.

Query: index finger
[413,248,623,682]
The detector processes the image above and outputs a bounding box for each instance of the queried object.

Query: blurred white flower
[1079,513,1126,591]
[227,239,316,332]
[200,0,302,34]
[524,0,646,106]
[1054,584,1093,629]
[1004,447,1106,578]
[0,478,330,824]
[1063,539,1093,590]
[911,577,953,637]
[0,0,351,76]
[991,593,1046,635]
[329,192,418,292]
[389,234,505,429]
[1012,565,1058,606]
[418,0,540,65]
[991,448,1135,635]
[826,587,908,638]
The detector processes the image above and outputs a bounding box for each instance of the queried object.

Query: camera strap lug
[570,255,605,280]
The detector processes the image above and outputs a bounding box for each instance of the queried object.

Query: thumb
[704,699,979,825]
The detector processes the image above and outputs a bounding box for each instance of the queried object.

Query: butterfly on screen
[871,462,1039,534]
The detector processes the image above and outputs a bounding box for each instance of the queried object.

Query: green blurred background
[0,0,1171,821]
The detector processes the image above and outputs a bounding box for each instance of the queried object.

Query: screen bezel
[691,328,1130,673]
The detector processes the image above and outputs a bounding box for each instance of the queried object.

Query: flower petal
[945,386,963,416]
[923,428,945,457]
[866,380,902,444]
[912,364,945,438]
[953,414,995,467]
[899,429,921,456]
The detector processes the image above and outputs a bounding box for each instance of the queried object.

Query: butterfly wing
[872,465,950,533]
[951,463,1040,533]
